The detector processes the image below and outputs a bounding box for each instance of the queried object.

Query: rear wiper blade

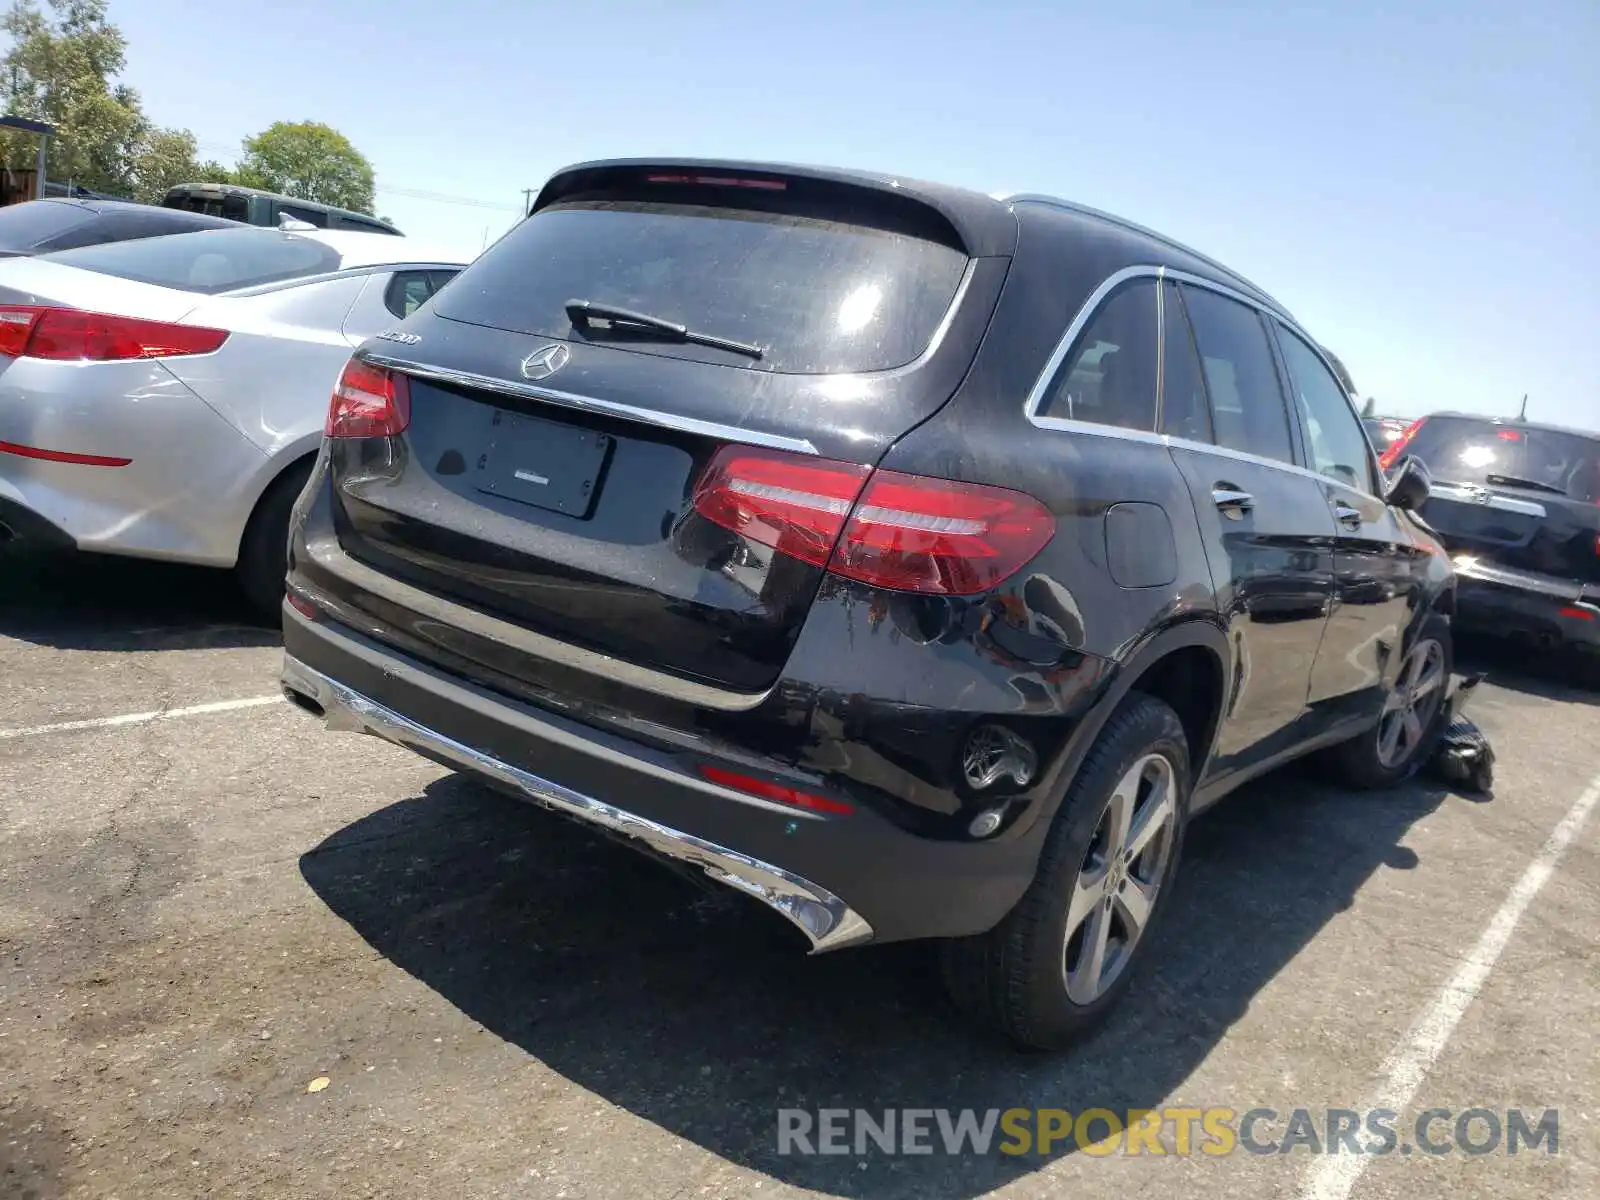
[1483,473,1567,496]
[565,299,763,360]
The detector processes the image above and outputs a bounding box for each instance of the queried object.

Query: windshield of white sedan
[40,228,343,294]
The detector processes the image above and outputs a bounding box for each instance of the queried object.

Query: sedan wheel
[1063,752,1177,1005]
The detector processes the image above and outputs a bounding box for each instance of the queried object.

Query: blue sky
[112,0,1595,421]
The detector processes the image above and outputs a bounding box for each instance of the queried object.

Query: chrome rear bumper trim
[280,655,873,954]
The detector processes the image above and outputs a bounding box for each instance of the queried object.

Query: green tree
[0,0,203,199]
[233,120,375,213]
[1361,397,1377,418]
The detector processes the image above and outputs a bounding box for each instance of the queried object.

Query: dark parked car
[279,159,1456,1048]
[0,198,234,257]
[1364,414,1411,455]
[1382,413,1600,662]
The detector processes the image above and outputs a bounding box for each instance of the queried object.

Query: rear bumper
[1450,557,1600,649]
[280,605,1042,949]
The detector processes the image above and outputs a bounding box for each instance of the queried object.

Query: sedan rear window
[431,199,970,374]
[39,228,343,294]
[0,201,95,252]
[1405,417,1600,502]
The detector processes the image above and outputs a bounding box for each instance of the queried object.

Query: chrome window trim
[360,354,821,457]
[1024,264,1390,500]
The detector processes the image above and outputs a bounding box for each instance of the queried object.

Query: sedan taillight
[0,305,227,360]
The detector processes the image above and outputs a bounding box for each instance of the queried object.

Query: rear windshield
[1406,417,1600,503]
[431,199,970,374]
[0,201,95,252]
[39,228,342,294]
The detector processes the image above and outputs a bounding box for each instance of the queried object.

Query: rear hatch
[1401,416,1600,586]
[326,164,1012,695]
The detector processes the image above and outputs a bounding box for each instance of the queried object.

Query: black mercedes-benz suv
[1382,413,1600,664]
[280,159,1455,1048]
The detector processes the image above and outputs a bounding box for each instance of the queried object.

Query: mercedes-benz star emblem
[520,343,570,381]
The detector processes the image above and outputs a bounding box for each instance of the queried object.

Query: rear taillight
[1379,416,1427,471]
[325,359,411,438]
[0,305,227,360]
[692,446,1055,596]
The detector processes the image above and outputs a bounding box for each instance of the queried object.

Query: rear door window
[1159,281,1213,443]
[40,228,342,293]
[1179,284,1295,465]
[431,197,969,374]
[385,270,443,318]
[1404,417,1600,502]
[1037,278,1159,430]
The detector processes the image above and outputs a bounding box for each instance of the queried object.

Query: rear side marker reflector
[692,445,1055,596]
[0,305,227,360]
[0,439,130,467]
[326,358,411,438]
[699,764,854,815]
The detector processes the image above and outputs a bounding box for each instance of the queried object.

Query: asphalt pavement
[2,546,1595,1200]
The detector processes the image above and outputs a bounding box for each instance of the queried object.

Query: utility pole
[521,188,534,217]
[1516,393,1528,422]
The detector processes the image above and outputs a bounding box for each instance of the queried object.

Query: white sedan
[0,227,467,614]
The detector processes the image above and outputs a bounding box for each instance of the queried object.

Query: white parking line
[0,694,284,740]
[1301,770,1600,1200]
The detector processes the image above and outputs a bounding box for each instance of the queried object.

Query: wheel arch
[1021,616,1231,842]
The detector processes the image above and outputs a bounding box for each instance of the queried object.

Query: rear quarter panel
[167,276,368,462]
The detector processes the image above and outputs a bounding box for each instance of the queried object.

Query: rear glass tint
[0,201,95,252]
[1406,417,1600,502]
[431,199,969,374]
[39,228,342,294]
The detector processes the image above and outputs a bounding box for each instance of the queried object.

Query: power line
[189,137,525,213]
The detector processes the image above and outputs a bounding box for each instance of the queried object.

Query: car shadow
[300,759,1476,1198]
[1455,633,1600,708]
[0,545,276,652]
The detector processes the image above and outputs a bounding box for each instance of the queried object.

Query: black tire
[940,692,1190,1050]
[235,459,314,623]
[1331,613,1453,790]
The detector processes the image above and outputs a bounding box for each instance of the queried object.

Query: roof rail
[995,192,1292,320]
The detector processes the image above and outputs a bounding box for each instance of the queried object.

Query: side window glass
[1277,324,1376,492]
[1037,278,1159,432]
[426,268,459,294]
[1158,282,1212,443]
[278,203,329,228]
[384,270,437,319]
[1179,285,1294,464]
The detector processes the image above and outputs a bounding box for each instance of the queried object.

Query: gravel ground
[2,547,1596,1200]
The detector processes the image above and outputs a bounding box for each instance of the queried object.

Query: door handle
[1333,501,1363,530]
[1211,487,1254,514]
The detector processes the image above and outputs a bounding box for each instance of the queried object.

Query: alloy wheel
[1062,752,1178,1005]
[1376,637,1446,769]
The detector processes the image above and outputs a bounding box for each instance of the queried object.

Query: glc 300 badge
[375,329,422,345]
[521,342,570,381]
